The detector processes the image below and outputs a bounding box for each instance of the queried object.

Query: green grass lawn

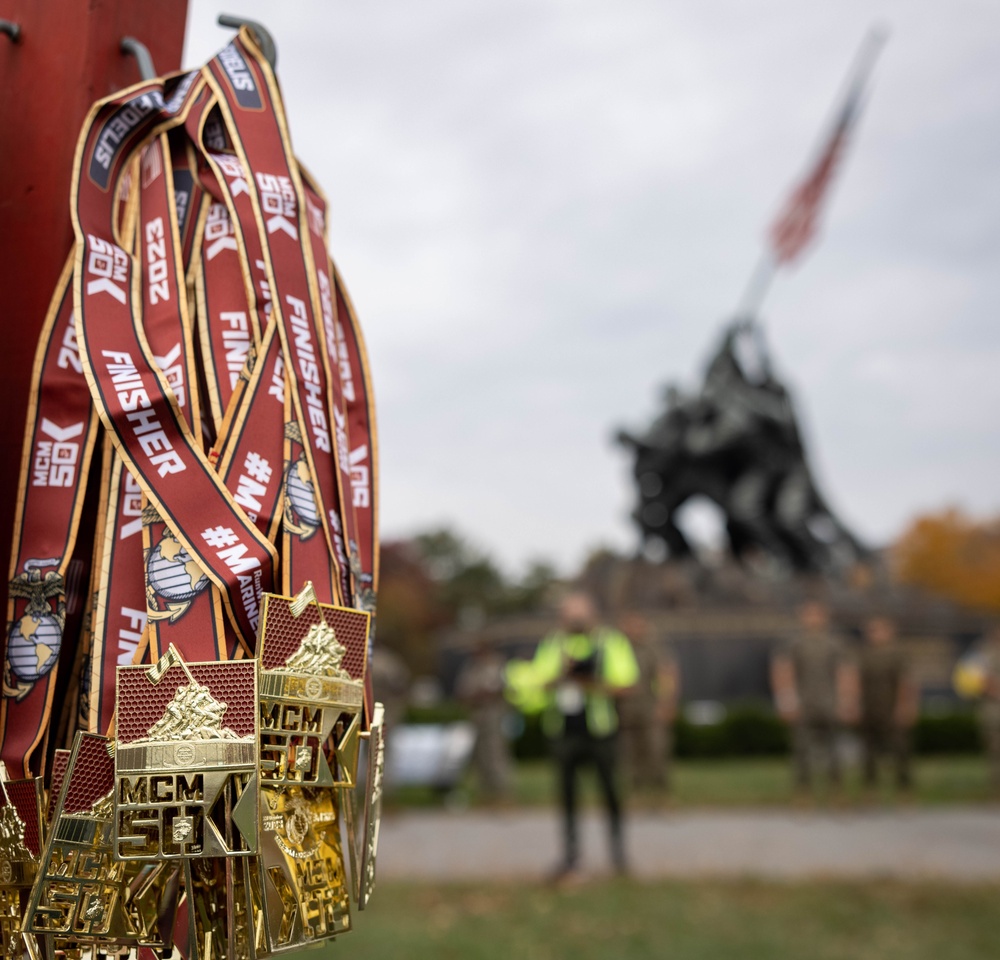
[344,880,1000,960]
[390,755,996,809]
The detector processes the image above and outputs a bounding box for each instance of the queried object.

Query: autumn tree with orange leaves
[894,509,1000,612]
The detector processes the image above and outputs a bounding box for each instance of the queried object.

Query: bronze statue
[617,318,865,573]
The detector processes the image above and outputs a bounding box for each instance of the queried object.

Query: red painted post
[0,1,189,619]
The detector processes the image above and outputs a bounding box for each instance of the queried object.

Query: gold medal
[23,732,166,956]
[113,645,259,863]
[0,766,43,960]
[343,699,387,911]
[256,582,369,951]
[358,702,385,910]
[114,645,260,960]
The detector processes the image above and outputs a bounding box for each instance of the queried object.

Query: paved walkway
[378,807,1000,881]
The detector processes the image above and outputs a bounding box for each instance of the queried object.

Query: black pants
[552,732,625,869]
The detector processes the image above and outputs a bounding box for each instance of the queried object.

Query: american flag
[769,34,882,265]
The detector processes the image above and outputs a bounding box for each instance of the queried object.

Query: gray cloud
[186,0,1000,572]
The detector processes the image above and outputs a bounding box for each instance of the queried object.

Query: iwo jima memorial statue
[596,30,985,702]
[617,316,865,578]
[615,32,882,585]
[450,30,987,705]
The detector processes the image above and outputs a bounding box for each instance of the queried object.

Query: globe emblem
[6,612,61,682]
[147,536,209,603]
[283,796,315,851]
[285,459,320,530]
[174,743,196,766]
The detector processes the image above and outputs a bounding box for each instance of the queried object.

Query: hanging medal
[255,582,369,950]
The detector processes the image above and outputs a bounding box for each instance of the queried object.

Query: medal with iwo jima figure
[255,583,372,951]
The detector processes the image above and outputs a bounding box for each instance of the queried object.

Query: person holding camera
[507,591,639,882]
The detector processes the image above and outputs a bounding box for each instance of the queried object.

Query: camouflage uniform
[785,629,846,789]
[858,642,912,789]
[456,650,512,800]
[980,641,1000,793]
[618,640,674,793]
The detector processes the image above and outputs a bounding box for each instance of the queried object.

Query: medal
[24,732,166,956]
[0,767,43,960]
[2,22,383,955]
[255,582,369,950]
[114,646,260,960]
[114,645,259,862]
[357,702,385,910]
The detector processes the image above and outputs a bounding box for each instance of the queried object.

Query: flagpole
[733,24,888,326]
[736,251,776,324]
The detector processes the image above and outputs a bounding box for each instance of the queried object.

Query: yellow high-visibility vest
[505,628,639,737]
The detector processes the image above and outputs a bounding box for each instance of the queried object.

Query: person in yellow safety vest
[506,591,639,881]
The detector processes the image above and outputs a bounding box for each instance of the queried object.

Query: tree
[376,541,449,675]
[894,508,1000,612]
[376,528,559,672]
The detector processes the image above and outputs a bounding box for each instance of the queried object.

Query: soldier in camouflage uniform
[456,641,512,802]
[858,615,917,793]
[978,628,1000,795]
[771,600,858,794]
[617,612,678,797]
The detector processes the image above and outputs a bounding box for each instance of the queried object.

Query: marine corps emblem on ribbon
[142,506,211,623]
[281,423,322,542]
[3,563,66,702]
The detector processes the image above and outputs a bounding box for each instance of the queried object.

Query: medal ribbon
[1,258,100,776]
[202,31,353,604]
[136,132,231,662]
[71,74,276,648]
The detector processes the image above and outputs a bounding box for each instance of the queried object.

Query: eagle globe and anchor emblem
[4,560,66,701]
[283,421,321,540]
[143,505,210,622]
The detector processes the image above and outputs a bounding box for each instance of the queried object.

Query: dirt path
[377,807,1000,881]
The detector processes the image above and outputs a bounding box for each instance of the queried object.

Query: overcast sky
[185,1,1000,575]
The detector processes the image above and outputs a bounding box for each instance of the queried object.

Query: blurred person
[976,627,1000,795]
[616,612,679,798]
[771,600,858,796]
[858,615,918,794]
[455,639,513,802]
[506,591,639,881]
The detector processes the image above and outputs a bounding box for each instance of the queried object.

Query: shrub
[675,702,789,759]
[412,699,985,760]
[913,711,982,754]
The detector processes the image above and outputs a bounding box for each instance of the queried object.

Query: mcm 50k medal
[0,766,43,960]
[256,583,369,951]
[25,733,165,957]
[358,702,385,911]
[113,645,259,862]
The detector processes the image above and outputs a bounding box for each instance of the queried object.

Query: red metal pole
[0,0,189,621]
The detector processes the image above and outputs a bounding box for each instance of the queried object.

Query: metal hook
[0,19,21,43]
[218,14,277,70]
[121,36,157,80]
